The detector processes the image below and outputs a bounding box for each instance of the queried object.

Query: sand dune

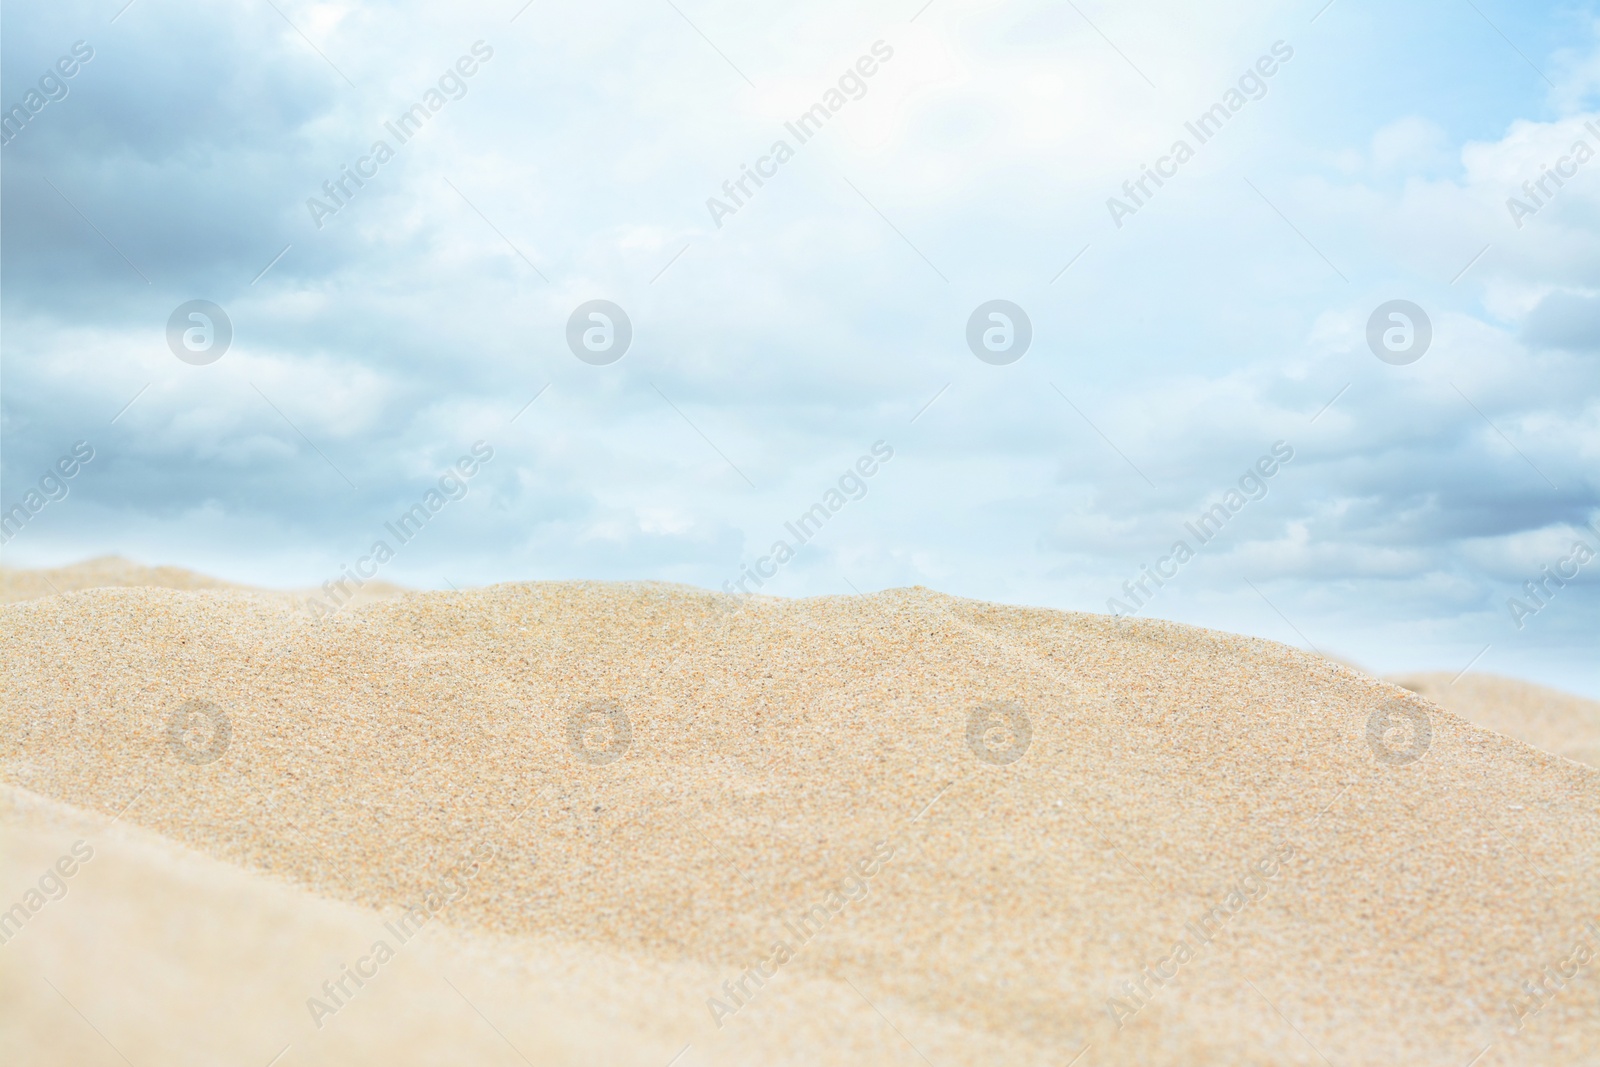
[2,580,1597,1065]
[1389,672,1600,770]
[0,555,244,602]
[0,555,405,611]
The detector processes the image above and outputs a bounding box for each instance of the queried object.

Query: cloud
[1523,289,1600,350]
[1,0,1598,694]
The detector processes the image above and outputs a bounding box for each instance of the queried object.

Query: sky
[2,0,1597,695]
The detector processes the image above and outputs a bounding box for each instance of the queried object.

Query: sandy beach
[2,569,1596,1065]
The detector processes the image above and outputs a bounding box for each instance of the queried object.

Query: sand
[2,572,1597,1066]
[0,555,245,602]
[0,781,786,1066]
[1389,672,1600,770]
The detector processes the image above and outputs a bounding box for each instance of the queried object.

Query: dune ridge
[0,554,406,611]
[1390,671,1600,770]
[0,555,245,602]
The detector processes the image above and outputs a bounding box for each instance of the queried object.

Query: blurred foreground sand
[1,782,941,1066]
[1,561,1596,1065]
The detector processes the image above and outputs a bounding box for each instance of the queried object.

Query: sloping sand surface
[2,782,962,1066]
[1390,672,1600,770]
[2,582,1597,1065]
[0,555,404,610]
[0,555,244,602]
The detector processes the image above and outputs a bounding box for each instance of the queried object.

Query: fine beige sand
[1389,672,1600,770]
[0,555,245,602]
[2,571,1597,1066]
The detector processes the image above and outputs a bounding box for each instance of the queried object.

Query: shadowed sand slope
[1389,672,1600,770]
[1,583,1597,1066]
